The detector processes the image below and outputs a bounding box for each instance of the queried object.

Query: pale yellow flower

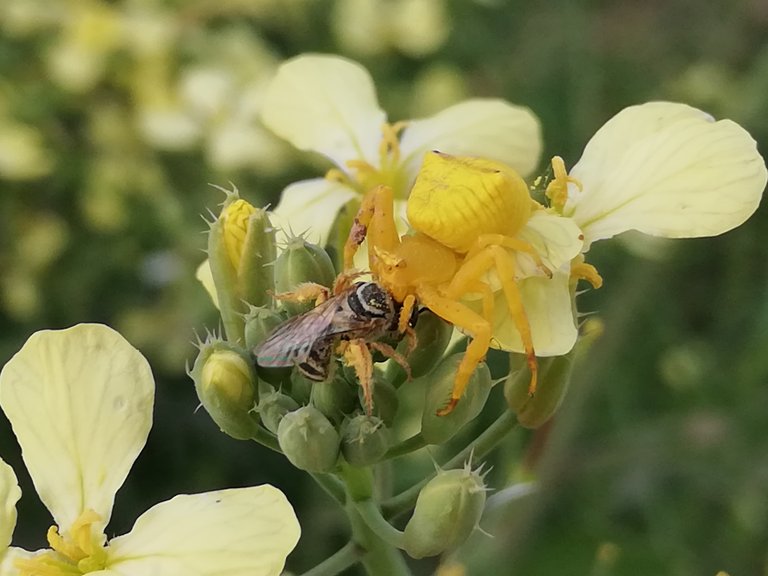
[0,324,299,576]
[489,101,766,352]
[260,53,543,246]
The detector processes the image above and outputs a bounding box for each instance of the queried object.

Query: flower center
[14,510,108,576]
[325,122,410,197]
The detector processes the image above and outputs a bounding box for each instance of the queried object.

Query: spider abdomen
[407,152,532,253]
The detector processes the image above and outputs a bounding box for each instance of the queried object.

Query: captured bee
[254,279,416,413]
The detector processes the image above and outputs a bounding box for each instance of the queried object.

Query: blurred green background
[1,0,768,574]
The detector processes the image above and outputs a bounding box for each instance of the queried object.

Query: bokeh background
[1,0,768,574]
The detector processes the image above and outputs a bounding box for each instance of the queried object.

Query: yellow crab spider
[345,151,555,415]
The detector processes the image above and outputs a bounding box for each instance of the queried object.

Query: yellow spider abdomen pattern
[407,152,533,253]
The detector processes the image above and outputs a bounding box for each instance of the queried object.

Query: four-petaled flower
[0,324,300,576]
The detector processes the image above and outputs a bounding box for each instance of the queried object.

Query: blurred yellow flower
[0,324,300,576]
[261,53,542,246]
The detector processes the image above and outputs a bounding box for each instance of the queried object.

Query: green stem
[249,426,281,453]
[337,462,412,575]
[310,473,346,506]
[384,432,427,460]
[381,410,518,519]
[298,542,363,576]
[346,501,412,576]
[355,500,406,549]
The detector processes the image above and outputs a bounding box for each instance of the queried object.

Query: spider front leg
[416,285,492,416]
[446,244,538,397]
[343,185,400,271]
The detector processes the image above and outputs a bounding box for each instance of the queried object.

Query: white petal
[195,259,219,310]
[1,547,39,576]
[0,459,20,554]
[0,324,154,532]
[260,54,386,168]
[482,272,577,356]
[516,209,584,275]
[105,486,300,576]
[399,99,542,185]
[272,178,359,246]
[565,102,767,249]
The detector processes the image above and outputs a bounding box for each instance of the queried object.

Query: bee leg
[342,338,375,415]
[273,282,330,305]
[368,341,412,381]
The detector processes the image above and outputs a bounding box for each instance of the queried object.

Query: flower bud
[190,340,260,440]
[421,354,491,444]
[208,190,276,342]
[385,310,453,386]
[341,415,390,467]
[403,466,487,559]
[312,375,358,422]
[505,354,571,429]
[290,370,315,405]
[258,388,300,435]
[244,305,291,385]
[355,376,399,427]
[274,236,336,315]
[277,406,340,472]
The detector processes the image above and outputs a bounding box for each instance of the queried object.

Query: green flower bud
[290,370,315,405]
[341,415,389,467]
[277,406,340,472]
[505,354,571,429]
[244,305,291,385]
[403,466,487,559]
[312,374,358,422]
[355,376,399,427]
[274,236,336,315]
[384,310,453,386]
[207,188,276,342]
[258,388,300,435]
[421,354,491,444]
[190,340,259,440]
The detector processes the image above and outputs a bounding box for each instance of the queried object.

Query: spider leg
[273,282,330,305]
[369,341,412,381]
[341,338,375,415]
[447,245,538,396]
[343,185,400,271]
[416,285,491,416]
[467,234,551,278]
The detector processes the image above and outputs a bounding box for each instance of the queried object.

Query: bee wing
[254,299,341,367]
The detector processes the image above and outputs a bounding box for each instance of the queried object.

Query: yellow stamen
[571,261,603,289]
[16,510,106,576]
[378,121,407,167]
[545,156,582,213]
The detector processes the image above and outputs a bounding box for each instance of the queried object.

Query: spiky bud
[341,415,389,467]
[421,354,491,444]
[403,466,487,559]
[505,354,571,429]
[312,375,358,422]
[277,406,340,472]
[257,388,300,435]
[190,339,259,440]
[207,189,276,342]
[274,236,336,315]
[244,305,290,385]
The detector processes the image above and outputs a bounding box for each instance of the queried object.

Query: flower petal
[272,178,359,246]
[1,547,38,576]
[0,324,154,533]
[0,458,20,555]
[399,99,542,184]
[195,259,219,309]
[565,102,767,249]
[482,272,577,356]
[515,209,584,275]
[261,54,386,168]
[105,486,300,576]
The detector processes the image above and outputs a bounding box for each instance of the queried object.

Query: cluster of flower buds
[190,188,584,559]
